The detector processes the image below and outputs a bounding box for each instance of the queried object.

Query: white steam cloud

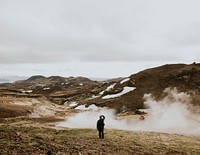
[137,88,200,135]
[57,88,200,135]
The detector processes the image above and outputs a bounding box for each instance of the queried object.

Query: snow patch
[43,87,50,90]
[137,109,149,113]
[21,90,32,93]
[120,78,130,84]
[90,95,99,99]
[65,101,78,107]
[99,83,116,95]
[102,86,136,99]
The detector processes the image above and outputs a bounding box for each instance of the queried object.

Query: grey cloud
[0,0,139,63]
[0,0,200,65]
[167,24,200,47]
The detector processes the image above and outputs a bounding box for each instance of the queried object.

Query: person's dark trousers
[98,129,104,139]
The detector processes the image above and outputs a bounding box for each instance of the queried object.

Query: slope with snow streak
[102,86,136,99]
[99,83,116,95]
[120,78,130,84]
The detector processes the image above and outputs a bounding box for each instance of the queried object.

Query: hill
[82,63,200,112]
[75,63,199,111]
[0,63,200,116]
[0,63,200,154]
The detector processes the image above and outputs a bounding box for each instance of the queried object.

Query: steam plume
[57,88,200,135]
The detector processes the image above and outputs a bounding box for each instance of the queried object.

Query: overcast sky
[0,0,200,78]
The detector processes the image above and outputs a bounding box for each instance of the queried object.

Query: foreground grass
[0,124,200,155]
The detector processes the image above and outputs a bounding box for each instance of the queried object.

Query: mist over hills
[0,76,27,84]
[0,63,200,113]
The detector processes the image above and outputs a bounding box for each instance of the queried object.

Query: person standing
[97,115,105,139]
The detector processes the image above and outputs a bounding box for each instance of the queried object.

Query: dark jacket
[97,119,105,131]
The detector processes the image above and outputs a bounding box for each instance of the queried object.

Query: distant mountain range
[0,76,27,83]
[0,63,200,112]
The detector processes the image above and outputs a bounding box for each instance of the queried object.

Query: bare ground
[0,96,200,155]
[0,118,200,155]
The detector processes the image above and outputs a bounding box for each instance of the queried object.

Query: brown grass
[0,124,199,155]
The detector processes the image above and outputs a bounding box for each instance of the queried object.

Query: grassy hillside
[0,124,200,155]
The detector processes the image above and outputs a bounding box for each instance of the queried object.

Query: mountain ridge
[0,63,200,113]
